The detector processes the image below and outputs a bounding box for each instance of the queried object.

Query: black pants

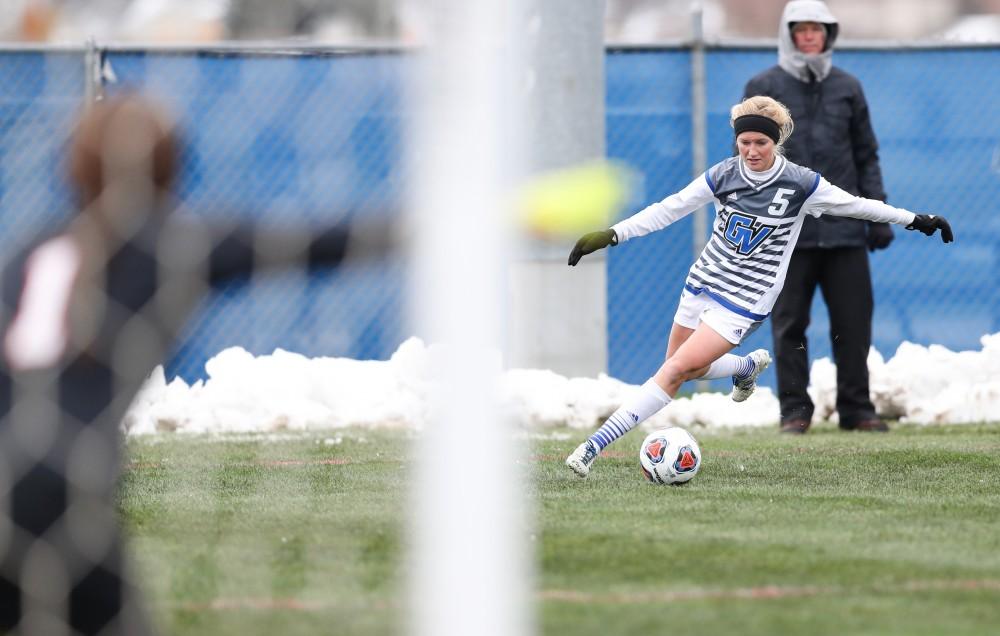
[770,246,877,427]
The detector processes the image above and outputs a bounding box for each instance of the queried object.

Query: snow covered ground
[123,333,1000,436]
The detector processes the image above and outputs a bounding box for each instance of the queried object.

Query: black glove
[905,214,954,243]
[568,229,618,266]
[866,222,894,252]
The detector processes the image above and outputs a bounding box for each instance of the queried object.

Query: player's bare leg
[653,323,736,396]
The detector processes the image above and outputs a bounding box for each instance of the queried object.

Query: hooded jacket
[743,0,887,249]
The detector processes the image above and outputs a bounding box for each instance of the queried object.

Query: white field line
[126,451,623,471]
[540,579,1000,604]
[124,457,358,470]
[165,579,1000,612]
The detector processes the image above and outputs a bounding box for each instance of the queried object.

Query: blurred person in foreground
[0,94,393,634]
[562,95,952,479]
[743,0,895,434]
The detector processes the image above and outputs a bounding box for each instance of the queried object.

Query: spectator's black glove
[905,214,954,243]
[568,229,618,266]
[866,222,894,252]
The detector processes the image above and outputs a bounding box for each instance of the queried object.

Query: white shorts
[673,286,764,345]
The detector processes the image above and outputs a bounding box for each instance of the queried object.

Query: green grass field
[121,424,1000,635]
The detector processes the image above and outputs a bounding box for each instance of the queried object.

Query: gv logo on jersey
[723,212,774,256]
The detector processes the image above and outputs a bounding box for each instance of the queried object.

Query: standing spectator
[743,0,894,434]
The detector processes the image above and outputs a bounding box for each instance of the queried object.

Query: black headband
[734,114,781,144]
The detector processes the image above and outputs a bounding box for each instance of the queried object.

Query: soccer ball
[639,427,702,485]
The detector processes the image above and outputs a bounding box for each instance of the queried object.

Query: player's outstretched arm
[568,229,617,266]
[567,172,718,266]
[905,214,954,243]
[807,177,954,244]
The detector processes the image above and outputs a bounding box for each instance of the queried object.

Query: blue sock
[589,379,671,450]
[733,355,755,381]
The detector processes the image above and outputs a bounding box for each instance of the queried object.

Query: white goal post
[407,2,531,636]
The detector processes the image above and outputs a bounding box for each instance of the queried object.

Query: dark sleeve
[0,247,31,332]
[207,224,352,284]
[849,83,888,202]
[0,252,29,416]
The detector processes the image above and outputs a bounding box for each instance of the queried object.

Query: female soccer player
[564,95,952,478]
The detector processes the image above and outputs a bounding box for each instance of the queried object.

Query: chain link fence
[606,48,696,388]
[1,47,407,383]
[100,49,407,381]
[0,51,84,250]
[2,45,996,388]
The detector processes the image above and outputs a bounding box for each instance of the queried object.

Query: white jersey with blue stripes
[611,155,916,319]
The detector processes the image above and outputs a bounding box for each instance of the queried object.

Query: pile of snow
[810,333,1000,425]
[122,334,1000,436]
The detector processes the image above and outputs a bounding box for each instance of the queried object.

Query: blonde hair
[730,96,794,149]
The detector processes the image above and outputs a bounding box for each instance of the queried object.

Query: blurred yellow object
[518,160,636,239]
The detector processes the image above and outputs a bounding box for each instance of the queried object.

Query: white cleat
[731,349,771,403]
[565,439,599,478]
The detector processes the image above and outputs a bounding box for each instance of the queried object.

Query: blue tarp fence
[1,45,996,387]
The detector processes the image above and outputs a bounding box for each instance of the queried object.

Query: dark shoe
[780,418,811,434]
[854,418,889,432]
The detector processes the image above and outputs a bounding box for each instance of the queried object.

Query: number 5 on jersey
[767,188,796,216]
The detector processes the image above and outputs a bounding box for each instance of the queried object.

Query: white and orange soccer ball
[639,427,702,485]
